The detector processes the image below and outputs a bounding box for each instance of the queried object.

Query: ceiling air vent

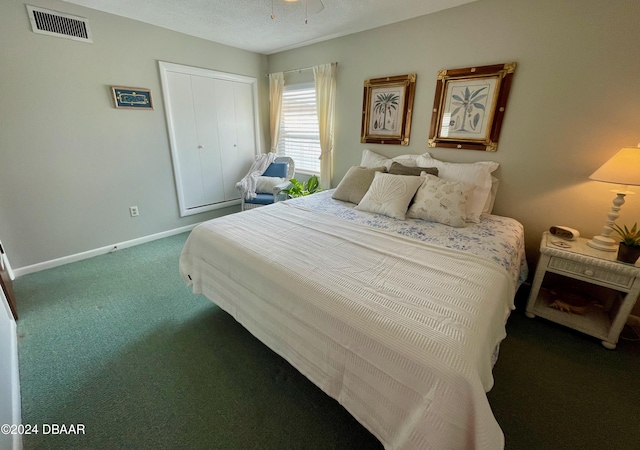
[26,5,93,43]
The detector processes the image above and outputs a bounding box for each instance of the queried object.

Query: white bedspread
[180,200,523,449]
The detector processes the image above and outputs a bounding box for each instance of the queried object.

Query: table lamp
[587,145,640,251]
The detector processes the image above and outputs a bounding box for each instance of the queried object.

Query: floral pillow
[355,172,424,220]
[415,153,499,223]
[407,174,473,228]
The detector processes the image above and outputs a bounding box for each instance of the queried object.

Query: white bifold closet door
[159,62,259,216]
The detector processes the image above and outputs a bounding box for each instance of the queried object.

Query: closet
[159,62,260,216]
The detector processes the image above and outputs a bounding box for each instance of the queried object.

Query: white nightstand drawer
[548,256,634,288]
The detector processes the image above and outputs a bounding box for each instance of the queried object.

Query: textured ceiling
[62,0,477,54]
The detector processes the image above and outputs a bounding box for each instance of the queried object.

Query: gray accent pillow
[388,161,438,177]
[332,165,387,204]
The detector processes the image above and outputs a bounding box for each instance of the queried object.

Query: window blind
[278,82,320,174]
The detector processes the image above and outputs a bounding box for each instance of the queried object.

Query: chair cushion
[263,162,288,178]
[245,193,275,205]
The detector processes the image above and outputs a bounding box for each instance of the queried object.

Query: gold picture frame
[428,63,516,152]
[361,74,416,146]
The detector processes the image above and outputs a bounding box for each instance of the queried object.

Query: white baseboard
[13,223,200,278]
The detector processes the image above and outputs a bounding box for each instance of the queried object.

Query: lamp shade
[589,146,640,186]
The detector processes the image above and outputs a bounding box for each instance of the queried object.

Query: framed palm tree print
[428,63,516,151]
[361,74,416,146]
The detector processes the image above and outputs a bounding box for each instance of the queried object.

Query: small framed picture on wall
[111,86,154,110]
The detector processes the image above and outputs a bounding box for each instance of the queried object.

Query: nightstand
[526,231,640,349]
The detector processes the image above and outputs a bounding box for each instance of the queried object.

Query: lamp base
[587,235,618,252]
[588,190,628,252]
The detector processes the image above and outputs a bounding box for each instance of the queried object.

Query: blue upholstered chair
[240,156,295,211]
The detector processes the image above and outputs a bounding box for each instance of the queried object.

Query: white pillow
[355,172,424,220]
[255,176,285,194]
[360,149,428,170]
[483,176,500,215]
[415,153,498,223]
[407,174,473,228]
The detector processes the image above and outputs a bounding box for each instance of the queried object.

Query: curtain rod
[266,62,337,77]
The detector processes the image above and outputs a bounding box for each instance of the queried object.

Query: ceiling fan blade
[307,0,324,15]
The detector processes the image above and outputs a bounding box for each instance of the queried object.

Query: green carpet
[14,232,640,449]
[15,233,381,449]
[489,294,640,450]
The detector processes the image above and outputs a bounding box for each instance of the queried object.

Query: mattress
[179,190,528,449]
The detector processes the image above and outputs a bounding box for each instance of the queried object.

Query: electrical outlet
[129,206,139,217]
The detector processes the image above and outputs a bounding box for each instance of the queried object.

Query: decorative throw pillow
[332,166,387,204]
[407,174,473,228]
[415,152,499,223]
[255,176,286,194]
[360,149,429,170]
[388,161,438,177]
[355,172,424,220]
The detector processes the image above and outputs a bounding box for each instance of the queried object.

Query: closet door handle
[198,145,204,149]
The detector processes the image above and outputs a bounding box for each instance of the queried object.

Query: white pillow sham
[360,149,429,170]
[355,172,424,220]
[415,153,499,223]
[485,176,500,215]
[407,174,473,228]
[255,176,286,194]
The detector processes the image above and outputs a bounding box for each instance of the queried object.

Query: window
[278,82,320,174]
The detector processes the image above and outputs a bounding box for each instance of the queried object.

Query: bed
[180,152,528,450]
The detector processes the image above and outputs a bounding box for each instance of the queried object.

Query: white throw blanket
[236,152,279,200]
[180,202,517,449]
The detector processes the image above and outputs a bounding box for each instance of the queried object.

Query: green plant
[612,222,640,247]
[281,175,321,198]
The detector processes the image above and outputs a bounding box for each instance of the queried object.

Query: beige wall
[2,0,639,296]
[0,0,269,268]
[268,0,640,273]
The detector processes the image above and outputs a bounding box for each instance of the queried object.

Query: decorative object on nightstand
[526,232,640,349]
[548,288,598,315]
[587,145,640,251]
[612,222,640,264]
[549,225,580,240]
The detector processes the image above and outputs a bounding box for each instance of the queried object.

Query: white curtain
[313,63,337,190]
[268,72,285,153]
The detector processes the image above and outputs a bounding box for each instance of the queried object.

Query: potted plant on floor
[281,175,322,198]
[612,222,640,264]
